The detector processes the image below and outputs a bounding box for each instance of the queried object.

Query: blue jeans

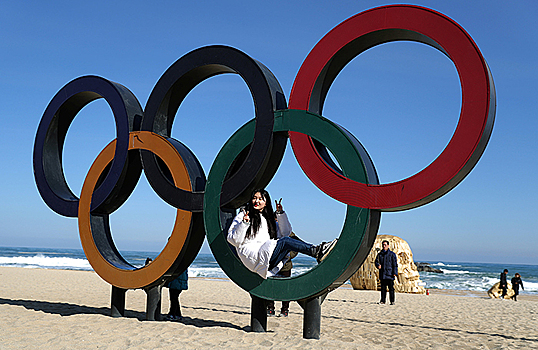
[268,236,314,270]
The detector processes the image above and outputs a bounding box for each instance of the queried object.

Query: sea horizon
[1,246,537,295]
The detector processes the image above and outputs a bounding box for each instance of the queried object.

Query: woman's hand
[275,198,283,213]
[242,209,250,222]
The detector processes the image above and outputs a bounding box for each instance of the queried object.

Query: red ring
[288,5,495,211]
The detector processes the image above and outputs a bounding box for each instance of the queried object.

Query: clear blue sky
[1,1,536,265]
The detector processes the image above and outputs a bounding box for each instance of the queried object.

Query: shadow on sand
[0,297,247,331]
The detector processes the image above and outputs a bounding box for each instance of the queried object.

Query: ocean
[1,246,537,295]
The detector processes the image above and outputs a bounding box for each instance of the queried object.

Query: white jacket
[227,210,292,279]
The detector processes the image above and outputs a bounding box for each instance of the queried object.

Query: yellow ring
[78,131,192,289]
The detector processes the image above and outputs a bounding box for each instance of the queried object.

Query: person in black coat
[375,240,398,305]
[511,273,524,301]
[500,269,508,299]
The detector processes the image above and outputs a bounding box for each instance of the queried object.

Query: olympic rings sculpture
[33,5,495,299]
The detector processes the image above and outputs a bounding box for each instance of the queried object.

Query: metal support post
[302,296,322,339]
[250,294,267,332]
[145,284,162,321]
[298,291,328,339]
[111,286,126,317]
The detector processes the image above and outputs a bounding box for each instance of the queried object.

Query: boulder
[416,262,443,273]
[487,282,515,299]
[350,235,426,294]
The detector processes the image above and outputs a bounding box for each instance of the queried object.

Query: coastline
[1,267,537,349]
[3,247,537,295]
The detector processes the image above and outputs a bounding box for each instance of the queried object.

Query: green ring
[204,109,379,301]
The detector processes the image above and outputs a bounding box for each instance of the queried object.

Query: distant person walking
[511,273,524,301]
[375,240,398,305]
[499,269,508,299]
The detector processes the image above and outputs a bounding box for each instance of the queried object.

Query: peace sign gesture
[241,208,250,222]
[275,198,283,213]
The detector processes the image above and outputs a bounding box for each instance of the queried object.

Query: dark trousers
[512,286,519,301]
[380,279,395,303]
[501,284,507,299]
[267,270,291,312]
[169,289,182,317]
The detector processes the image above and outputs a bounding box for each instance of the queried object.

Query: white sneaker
[317,239,338,262]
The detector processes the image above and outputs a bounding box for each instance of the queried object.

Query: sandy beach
[1,267,537,349]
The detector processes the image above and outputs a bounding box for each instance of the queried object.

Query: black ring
[141,45,287,211]
[33,76,143,217]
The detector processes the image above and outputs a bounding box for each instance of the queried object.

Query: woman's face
[252,192,266,212]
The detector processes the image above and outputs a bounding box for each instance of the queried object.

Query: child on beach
[511,273,524,301]
[227,189,337,279]
[165,269,188,321]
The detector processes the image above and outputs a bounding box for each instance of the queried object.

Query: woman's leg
[268,236,315,270]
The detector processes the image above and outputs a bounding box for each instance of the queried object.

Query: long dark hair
[245,189,277,240]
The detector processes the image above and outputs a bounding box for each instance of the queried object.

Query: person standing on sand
[500,269,508,299]
[375,240,398,305]
[266,232,302,317]
[511,273,524,301]
[266,251,294,317]
[165,269,188,321]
